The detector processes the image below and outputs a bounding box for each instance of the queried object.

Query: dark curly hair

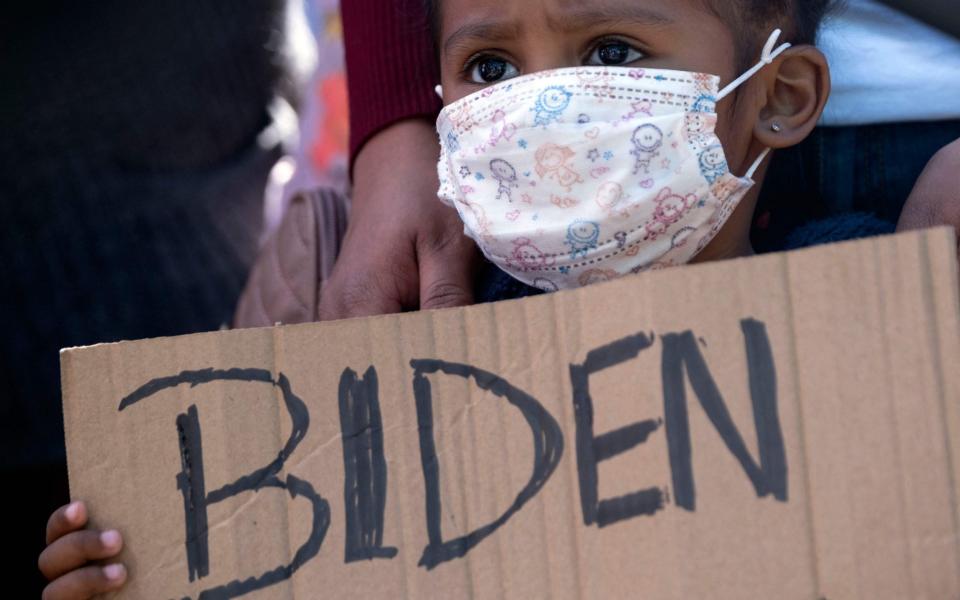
[712,0,841,67]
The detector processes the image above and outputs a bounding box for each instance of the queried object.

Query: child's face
[438,0,757,173]
[438,0,776,261]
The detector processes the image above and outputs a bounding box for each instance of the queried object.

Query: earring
[771,122,783,133]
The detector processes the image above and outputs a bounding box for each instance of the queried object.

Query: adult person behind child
[4,0,314,595]
[319,0,960,321]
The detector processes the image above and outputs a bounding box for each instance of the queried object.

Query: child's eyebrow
[443,20,522,56]
[443,6,674,57]
[546,5,675,33]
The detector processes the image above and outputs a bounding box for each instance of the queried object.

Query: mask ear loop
[744,148,771,181]
[718,29,790,180]
[716,29,792,101]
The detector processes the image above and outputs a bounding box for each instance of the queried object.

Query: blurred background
[3,0,960,595]
[1,0,347,593]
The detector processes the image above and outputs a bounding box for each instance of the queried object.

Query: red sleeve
[342,0,442,168]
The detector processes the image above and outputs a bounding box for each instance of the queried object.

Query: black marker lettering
[176,406,209,582]
[661,319,787,511]
[411,360,563,570]
[338,367,398,562]
[570,333,665,528]
[120,368,331,599]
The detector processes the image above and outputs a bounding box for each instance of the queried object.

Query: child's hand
[898,139,960,259]
[39,501,126,599]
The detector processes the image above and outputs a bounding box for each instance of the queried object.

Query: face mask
[436,30,791,291]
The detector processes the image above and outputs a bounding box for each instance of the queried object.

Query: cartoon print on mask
[532,86,573,128]
[532,277,560,292]
[576,68,614,97]
[631,124,663,175]
[671,226,697,250]
[445,132,461,153]
[454,195,492,240]
[535,143,584,191]
[551,195,579,209]
[690,94,717,114]
[644,187,698,240]
[507,238,556,271]
[488,109,517,147]
[622,100,653,122]
[566,220,601,259]
[490,159,520,201]
[699,144,728,184]
[578,268,619,286]
[683,112,715,145]
[614,231,628,249]
[448,103,477,132]
[693,72,715,92]
[595,181,630,216]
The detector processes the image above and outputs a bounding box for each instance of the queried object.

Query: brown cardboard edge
[59,228,955,359]
[924,226,960,571]
[59,348,77,498]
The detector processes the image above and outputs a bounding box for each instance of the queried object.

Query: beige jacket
[234,188,348,329]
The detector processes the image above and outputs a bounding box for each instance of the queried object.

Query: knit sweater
[342,0,442,163]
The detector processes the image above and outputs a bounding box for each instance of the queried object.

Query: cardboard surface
[62,228,960,599]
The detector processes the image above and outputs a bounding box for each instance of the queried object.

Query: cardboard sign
[62,228,960,599]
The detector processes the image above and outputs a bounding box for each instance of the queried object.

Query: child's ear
[753,46,831,149]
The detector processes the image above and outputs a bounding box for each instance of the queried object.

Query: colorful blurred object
[310,72,349,174]
[306,3,349,177]
[264,0,350,239]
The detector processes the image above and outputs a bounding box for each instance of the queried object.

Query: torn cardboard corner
[62,227,960,600]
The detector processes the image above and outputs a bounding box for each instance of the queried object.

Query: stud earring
[771,122,783,133]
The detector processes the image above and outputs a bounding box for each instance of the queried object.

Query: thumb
[418,240,477,311]
[318,269,407,321]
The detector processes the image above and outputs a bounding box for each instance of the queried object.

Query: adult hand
[319,118,480,320]
[898,138,960,260]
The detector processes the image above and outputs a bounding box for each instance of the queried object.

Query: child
[40,0,839,596]
[429,0,834,293]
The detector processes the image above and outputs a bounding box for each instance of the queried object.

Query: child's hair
[718,0,840,68]
[425,0,841,69]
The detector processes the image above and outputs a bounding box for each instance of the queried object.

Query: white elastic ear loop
[716,29,792,101]
[744,147,772,181]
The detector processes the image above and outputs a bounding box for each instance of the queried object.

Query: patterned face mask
[436,30,791,291]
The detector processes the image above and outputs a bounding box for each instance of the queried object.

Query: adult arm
[897,139,960,262]
[320,0,480,319]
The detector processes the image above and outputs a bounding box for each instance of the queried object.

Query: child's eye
[586,41,645,66]
[467,56,520,84]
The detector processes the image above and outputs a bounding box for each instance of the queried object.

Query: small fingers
[39,529,123,581]
[42,564,127,600]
